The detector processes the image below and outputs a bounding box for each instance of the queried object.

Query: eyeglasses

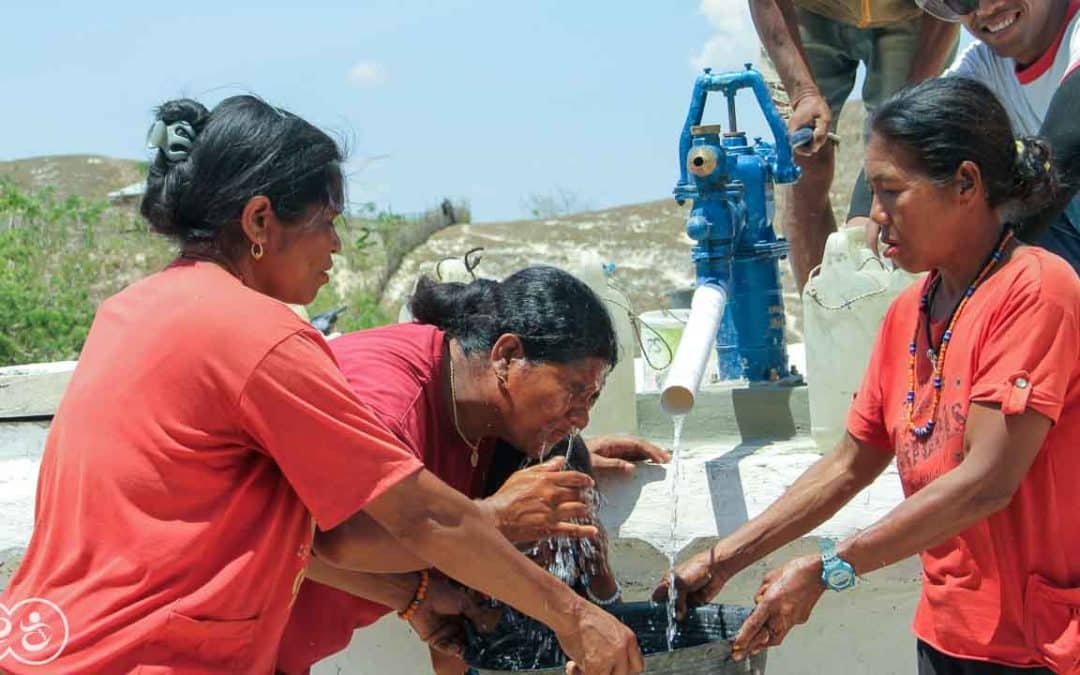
[915,0,980,22]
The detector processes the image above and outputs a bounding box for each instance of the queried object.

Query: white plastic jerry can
[802,226,920,453]
[572,251,639,438]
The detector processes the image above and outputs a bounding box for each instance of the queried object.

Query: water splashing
[666,414,686,650]
[562,428,579,467]
[498,429,597,669]
[543,429,600,588]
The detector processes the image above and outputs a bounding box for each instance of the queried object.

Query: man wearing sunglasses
[749,0,960,292]
[856,0,1080,272]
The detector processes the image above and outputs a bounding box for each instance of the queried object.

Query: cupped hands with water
[480,455,599,543]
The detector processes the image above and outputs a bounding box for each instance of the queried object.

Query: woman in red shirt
[657,77,1080,674]
[0,95,642,675]
[276,268,670,675]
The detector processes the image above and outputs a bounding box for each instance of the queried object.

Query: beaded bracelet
[586,581,623,607]
[398,569,430,621]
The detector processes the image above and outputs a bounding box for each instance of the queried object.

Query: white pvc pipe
[660,283,727,416]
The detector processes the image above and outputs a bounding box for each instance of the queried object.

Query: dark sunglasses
[916,0,980,21]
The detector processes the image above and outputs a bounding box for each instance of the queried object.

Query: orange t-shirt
[848,246,1080,670]
[0,260,423,674]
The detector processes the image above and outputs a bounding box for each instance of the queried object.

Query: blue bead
[907,391,915,401]
[965,288,975,297]
[933,377,942,388]
[943,330,952,341]
[993,251,1002,260]
[909,342,917,355]
[927,420,935,429]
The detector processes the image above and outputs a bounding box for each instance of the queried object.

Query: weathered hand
[482,456,598,544]
[651,547,730,620]
[412,614,468,659]
[409,574,501,656]
[789,90,832,156]
[731,555,825,661]
[588,435,671,474]
[558,599,644,675]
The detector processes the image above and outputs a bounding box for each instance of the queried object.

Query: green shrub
[0,217,95,364]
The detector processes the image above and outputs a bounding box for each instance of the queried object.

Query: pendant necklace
[448,355,481,468]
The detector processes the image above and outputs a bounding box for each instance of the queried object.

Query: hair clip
[147,119,195,162]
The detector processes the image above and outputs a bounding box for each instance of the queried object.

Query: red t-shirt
[0,260,424,674]
[848,247,1080,670]
[275,323,494,675]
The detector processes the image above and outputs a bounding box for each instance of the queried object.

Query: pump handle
[790,126,814,150]
[675,66,804,197]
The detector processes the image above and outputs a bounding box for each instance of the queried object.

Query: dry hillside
[0,155,144,200]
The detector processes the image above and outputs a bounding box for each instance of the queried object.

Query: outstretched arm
[731,403,1050,659]
[654,433,893,615]
[703,433,891,575]
[749,0,833,153]
[316,468,644,674]
[835,404,1048,576]
[749,0,816,104]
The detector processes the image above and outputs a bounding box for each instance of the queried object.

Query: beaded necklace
[906,227,1014,438]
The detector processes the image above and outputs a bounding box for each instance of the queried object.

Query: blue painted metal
[673,64,804,382]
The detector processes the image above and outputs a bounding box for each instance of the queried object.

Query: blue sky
[0,1,970,222]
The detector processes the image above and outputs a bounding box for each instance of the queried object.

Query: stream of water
[665,414,686,651]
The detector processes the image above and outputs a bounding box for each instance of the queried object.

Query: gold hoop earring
[251,242,264,260]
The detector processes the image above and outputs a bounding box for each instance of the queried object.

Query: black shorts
[917,640,1052,675]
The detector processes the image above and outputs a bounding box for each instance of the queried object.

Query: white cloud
[691,0,761,72]
[347,60,386,87]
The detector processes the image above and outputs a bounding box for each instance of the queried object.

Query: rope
[804,256,891,311]
[599,277,677,372]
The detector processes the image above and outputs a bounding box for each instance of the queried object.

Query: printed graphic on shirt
[0,598,70,666]
[894,399,967,494]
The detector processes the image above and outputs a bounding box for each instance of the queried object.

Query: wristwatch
[819,539,856,591]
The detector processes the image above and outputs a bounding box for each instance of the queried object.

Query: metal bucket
[464,602,767,674]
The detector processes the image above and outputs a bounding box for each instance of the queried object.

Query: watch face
[827,567,854,589]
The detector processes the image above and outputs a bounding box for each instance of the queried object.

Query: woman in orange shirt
[657,77,1080,674]
[0,95,642,675]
